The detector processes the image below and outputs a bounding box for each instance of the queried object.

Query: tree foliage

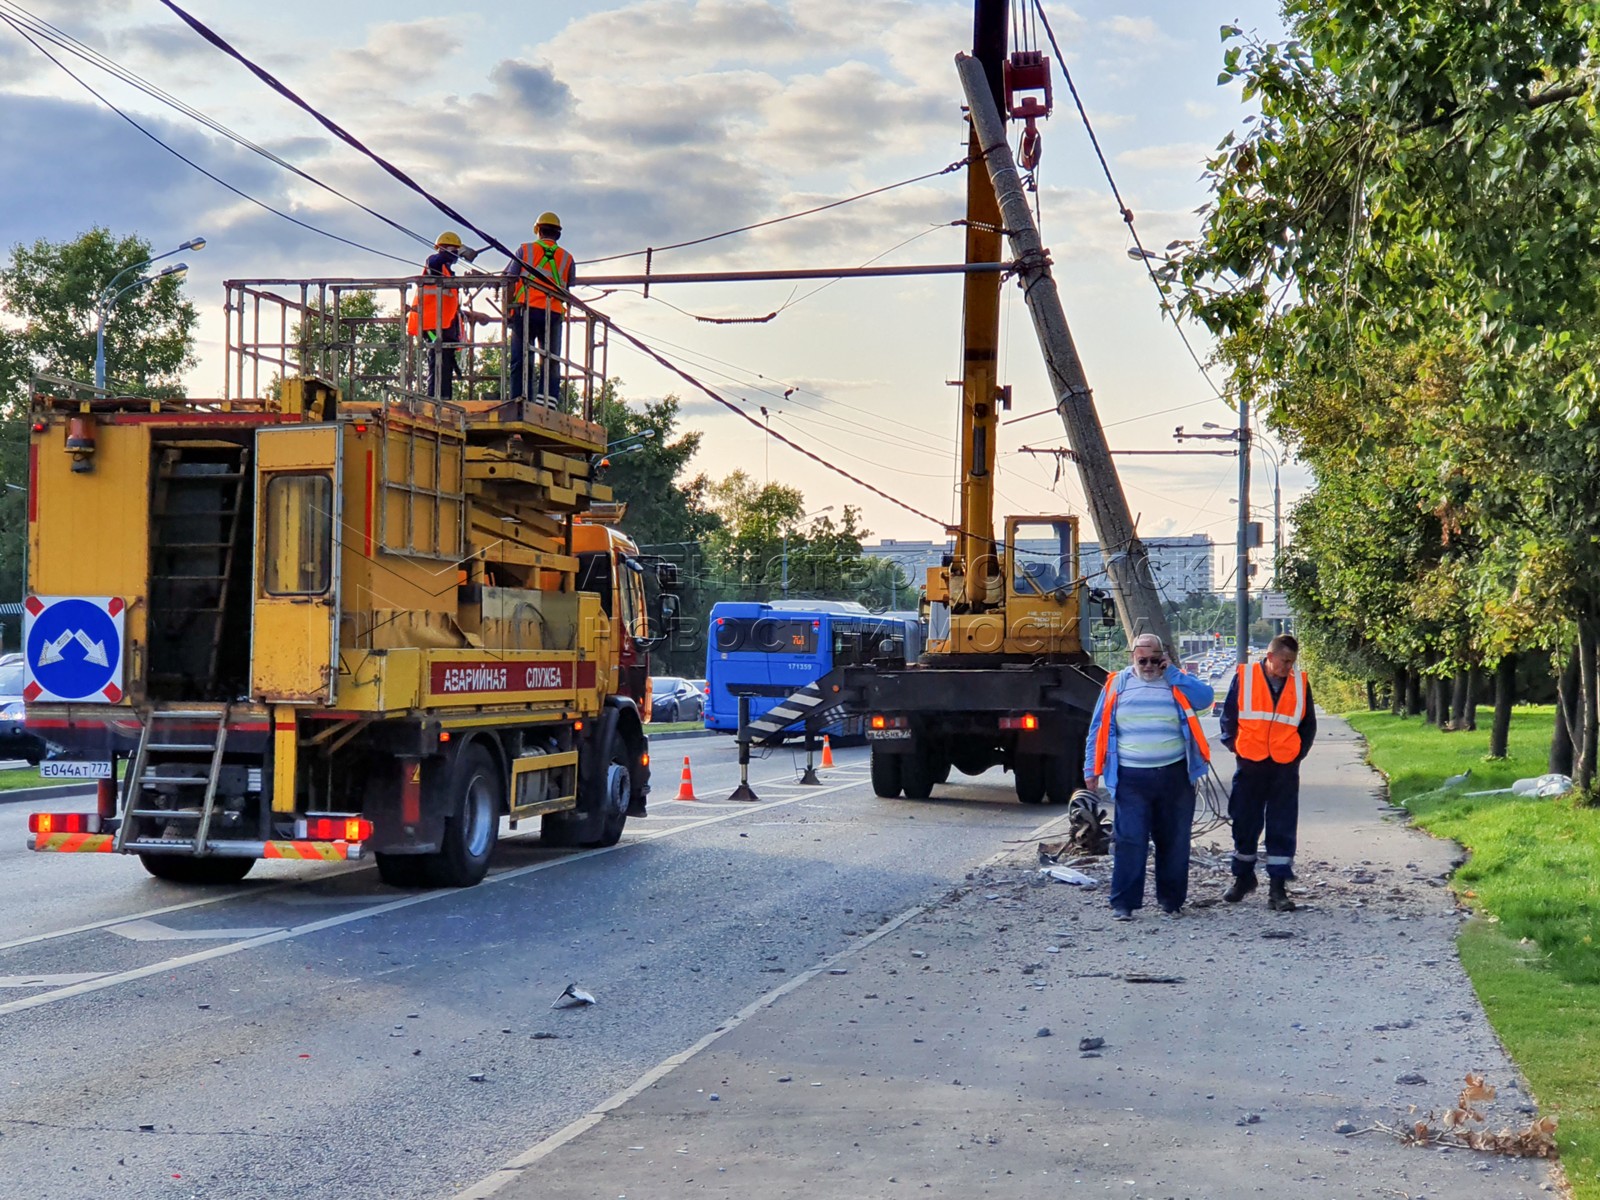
[1177,4,1600,781]
[0,230,199,636]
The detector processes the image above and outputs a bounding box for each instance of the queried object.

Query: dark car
[0,653,46,765]
[651,676,704,723]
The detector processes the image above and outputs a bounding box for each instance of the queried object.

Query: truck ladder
[148,446,251,693]
[113,705,233,855]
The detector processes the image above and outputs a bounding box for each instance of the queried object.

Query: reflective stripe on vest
[406,262,458,336]
[1091,673,1211,777]
[512,240,573,313]
[1232,662,1305,763]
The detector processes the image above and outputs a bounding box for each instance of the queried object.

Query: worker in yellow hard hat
[407,231,485,401]
[505,211,575,403]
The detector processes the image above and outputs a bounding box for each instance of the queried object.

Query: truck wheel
[140,855,254,885]
[933,755,951,785]
[374,853,431,888]
[900,747,939,800]
[1043,753,1084,805]
[544,729,629,848]
[870,745,903,797]
[1013,753,1046,805]
[593,758,631,847]
[427,745,502,887]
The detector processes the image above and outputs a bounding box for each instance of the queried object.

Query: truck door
[251,425,342,704]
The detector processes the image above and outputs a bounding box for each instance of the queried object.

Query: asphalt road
[0,738,1072,1200]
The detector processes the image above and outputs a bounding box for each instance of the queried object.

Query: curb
[648,728,721,742]
[0,782,96,807]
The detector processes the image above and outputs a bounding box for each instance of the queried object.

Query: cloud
[1115,141,1213,172]
[487,59,572,116]
[544,0,809,72]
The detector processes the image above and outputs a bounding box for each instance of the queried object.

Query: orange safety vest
[1232,662,1307,764]
[406,261,459,337]
[511,239,573,313]
[1091,672,1211,777]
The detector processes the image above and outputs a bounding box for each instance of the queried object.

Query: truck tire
[425,744,502,887]
[900,747,939,800]
[869,745,903,797]
[1013,753,1046,805]
[544,726,629,848]
[1043,753,1084,805]
[139,855,254,885]
[374,852,431,888]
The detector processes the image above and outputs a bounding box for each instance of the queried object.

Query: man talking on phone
[1084,633,1214,920]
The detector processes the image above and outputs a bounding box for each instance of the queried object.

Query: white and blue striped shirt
[1111,675,1186,769]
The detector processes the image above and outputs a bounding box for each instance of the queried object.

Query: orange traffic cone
[820,735,835,768]
[674,755,698,801]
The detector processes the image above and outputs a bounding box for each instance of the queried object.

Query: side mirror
[658,592,681,635]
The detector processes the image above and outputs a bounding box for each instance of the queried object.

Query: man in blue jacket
[1084,633,1214,919]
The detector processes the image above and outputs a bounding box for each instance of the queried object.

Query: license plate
[866,729,911,740]
[40,761,113,779]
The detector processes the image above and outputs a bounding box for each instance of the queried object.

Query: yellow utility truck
[24,274,677,886]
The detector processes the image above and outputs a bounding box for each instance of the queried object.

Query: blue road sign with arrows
[23,596,126,704]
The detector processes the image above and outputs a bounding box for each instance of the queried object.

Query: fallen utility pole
[955,52,1175,655]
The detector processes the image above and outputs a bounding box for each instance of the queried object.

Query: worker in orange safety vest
[505,211,575,402]
[1084,633,1214,919]
[407,231,484,400]
[1218,633,1318,911]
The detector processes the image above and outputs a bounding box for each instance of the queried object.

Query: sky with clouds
[0,0,1296,572]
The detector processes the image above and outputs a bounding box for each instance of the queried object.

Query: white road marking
[0,774,865,1017]
[450,806,1078,1200]
[110,918,287,942]
[0,973,106,988]
[0,766,825,955]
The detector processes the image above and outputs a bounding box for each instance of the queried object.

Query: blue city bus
[704,601,921,736]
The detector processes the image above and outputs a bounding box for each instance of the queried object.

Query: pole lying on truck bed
[954,52,1175,655]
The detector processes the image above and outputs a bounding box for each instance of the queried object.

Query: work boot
[1223,873,1256,903]
[1268,878,1297,912]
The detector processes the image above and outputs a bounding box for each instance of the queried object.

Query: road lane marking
[0,765,830,956]
[451,805,1078,1200]
[0,774,867,1017]
[110,919,288,942]
[0,973,107,988]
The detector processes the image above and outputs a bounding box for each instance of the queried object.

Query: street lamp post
[1175,418,1252,664]
[782,505,833,600]
[94,237,205,392]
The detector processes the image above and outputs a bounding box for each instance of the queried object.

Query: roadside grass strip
[0,767,45,792]
[1348,706,1600,1196]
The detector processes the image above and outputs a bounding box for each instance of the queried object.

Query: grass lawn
[647,720,707,734]
[0,766,46,791]
[1347,706,1600,1194]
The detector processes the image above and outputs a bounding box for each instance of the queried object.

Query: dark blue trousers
[1228,758,1300,880]
[509,308,563,400]
[1109,760,1195,913]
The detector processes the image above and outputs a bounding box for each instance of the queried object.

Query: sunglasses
[1134,657,1163,665]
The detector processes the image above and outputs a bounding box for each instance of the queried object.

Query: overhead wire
[578,159,972,267]
[1033,0,1226,404]
[0,0,435,254]
[0,10,419,266]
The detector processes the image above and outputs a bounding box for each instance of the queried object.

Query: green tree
[1177,6,1600,782]
[0,230,199,629]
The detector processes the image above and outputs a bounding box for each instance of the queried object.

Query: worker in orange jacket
[407,231,483,401]
[1084,633,1214,919]
[506,211,575,402]
[1218,633,1318,911]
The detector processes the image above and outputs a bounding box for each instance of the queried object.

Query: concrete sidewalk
[459,717,1553,1200]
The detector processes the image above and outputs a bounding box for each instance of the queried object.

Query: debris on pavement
[552,984,597,1009]
[1037,865,1098,886]
[1078,1036,1104,1051]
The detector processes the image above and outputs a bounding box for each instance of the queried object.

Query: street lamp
[782,505,833,600]
[1175,416,1249,663]
[94,237,205,392]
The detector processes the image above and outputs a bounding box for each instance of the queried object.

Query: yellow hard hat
[435,231,464,248]
[535,211,562,231]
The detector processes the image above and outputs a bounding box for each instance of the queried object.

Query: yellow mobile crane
[793,0,1175,803]
[24,274,677,886]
